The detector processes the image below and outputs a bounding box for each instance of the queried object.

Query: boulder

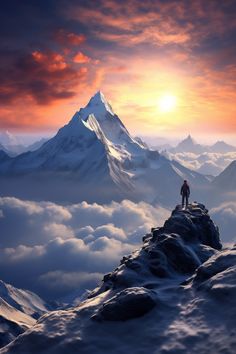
[93,287,156,321]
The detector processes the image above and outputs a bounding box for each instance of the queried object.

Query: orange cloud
[73,52,91,64]
[0,50,89,106]
[32,51,67,71]
[66,1,194,47]
[66,0,236,51]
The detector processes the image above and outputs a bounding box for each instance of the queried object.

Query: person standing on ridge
[180,180,190,208]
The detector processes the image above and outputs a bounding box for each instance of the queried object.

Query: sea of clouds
[0,197,169,300]
[1,196,235,301]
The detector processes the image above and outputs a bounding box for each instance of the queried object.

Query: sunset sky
[1,0,236,142]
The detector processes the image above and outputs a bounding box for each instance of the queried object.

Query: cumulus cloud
[0,197,169,300]
[210,201,236,243]
[0,197,72,247]
[73,52,91,64]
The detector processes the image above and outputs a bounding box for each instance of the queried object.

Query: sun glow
[158,94,177,113]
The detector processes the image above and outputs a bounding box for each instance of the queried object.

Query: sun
[158,94,177,113]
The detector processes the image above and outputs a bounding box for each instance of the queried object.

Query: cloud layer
[166,152,236,176]
[0,197,169,300]
[210,201,236,244]
[1,194,235,300]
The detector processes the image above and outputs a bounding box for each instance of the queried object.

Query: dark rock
[148,249,170,277]
[162,203,222,250]
[94,287,156,321]
[158,234,201,274]
[124,260,142,271]
[142,233,152,242]
[102,273,112,282]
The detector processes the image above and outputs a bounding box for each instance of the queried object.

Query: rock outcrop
[89,203,221,301]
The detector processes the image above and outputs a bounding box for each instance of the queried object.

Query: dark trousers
[182,194,189,207]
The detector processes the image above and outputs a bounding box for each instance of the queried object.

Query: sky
[0,0,236,142]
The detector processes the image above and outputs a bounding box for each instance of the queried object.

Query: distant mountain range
[153,135,236,177]
[0,132,48,156]
[169,134,236,154]
[0,92,210,205]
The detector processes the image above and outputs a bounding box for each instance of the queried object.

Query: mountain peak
[0,130,21,147]
[86,90,114,116]
[91,90,105,101]
[176,135,197,150]
[184,134,196,144]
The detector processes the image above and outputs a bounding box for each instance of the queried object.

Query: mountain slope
[0,280,49,348]
[213,160,236,191]
[0,149,11,161]
[211,140,236,153]
[26,138,49,152]
[0,92,210,204]
[3,203,235,354]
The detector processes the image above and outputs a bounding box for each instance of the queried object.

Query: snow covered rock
[159,203,222,249]
[2,202,233,354]
[93,287,156,321]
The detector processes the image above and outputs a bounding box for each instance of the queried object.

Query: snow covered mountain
[2,203,236,354]
[0,132,26,156]
[213,160,236,191]
[170,135,236,154]
[0,132,48,156]
[26,138,49,152]
[0,145,10,158]
[0,132,21,148]
[163,136,236,176]
[0,280,49,348]
[0,92,210,205]
[211,140,236,153]
[173,134,205,153]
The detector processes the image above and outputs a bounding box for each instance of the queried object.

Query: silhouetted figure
[181,180,190,208]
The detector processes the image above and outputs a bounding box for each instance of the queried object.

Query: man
[180,180,190,208]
